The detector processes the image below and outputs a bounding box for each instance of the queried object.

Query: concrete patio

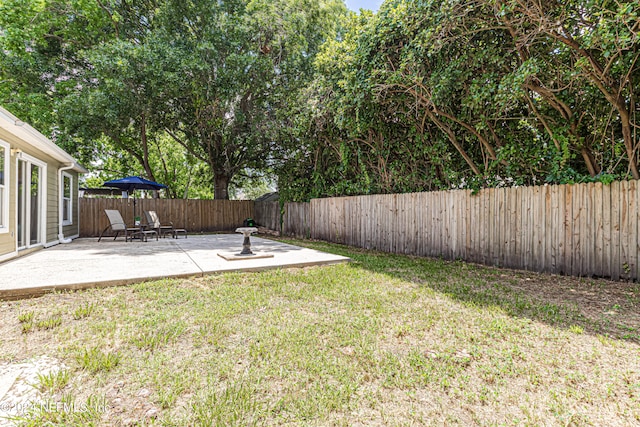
[0,234,350,300]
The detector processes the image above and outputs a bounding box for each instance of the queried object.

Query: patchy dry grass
[0,239,638,426]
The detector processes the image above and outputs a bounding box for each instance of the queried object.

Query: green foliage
[277,0,640,201]
[37,369,71,393]
[0,0,346,199]
[18,311,35,323]
[75,347,120,373]
[36,315,63,330]
[1,0,638,201]
[72,302,95,320]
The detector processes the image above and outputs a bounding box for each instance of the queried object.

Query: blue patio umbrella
[103,176,167,225]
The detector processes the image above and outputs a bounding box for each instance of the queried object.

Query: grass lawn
[0,239,638,426]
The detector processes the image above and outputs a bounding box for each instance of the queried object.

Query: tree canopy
[0,0,345,198]
[276,0,640,201]
[1,0,638,200]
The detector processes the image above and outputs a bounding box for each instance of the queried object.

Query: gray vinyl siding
[46,165,58,243]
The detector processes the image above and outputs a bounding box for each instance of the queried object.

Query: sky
[344,0,383,12]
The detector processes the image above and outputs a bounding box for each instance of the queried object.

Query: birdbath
[235,227,258,255]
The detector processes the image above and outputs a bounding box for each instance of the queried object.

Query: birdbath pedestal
[235,227,258,255]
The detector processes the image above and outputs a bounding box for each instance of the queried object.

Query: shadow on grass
[278,238,640,344]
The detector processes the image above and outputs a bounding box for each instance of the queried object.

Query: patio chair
[144,210,188,239]
[98,209,141,242]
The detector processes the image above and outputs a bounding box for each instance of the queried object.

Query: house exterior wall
[0,126,82,261]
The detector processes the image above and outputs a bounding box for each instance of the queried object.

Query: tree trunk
[140,113,156,181]
[429,112,482,176]
[214,173,230,200]
[620,109,639,179]
[580,147,600,177]
[547,31,640,179]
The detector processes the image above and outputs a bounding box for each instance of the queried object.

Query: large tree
[144,0,346,199]
[4,0,638,201]
[0,0,346,199]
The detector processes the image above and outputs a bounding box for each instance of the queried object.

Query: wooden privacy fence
[283,202,311,238]
[80,181,640,280]
[79,198,254,237]
[310,181,640,281]
[254,201,281,232]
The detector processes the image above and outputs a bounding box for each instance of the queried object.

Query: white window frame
[0,140,9,233]
[62,172,73,225]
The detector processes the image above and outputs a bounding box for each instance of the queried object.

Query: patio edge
[0,258,350,301]
[0,273,201,301]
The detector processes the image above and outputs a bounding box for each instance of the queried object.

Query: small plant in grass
[72,303,95,320]
[569,325,584,335]
[132,332,168,351]
[131,323,186,351]
[394,325,411,338]
[158,388,179,409]
[18,311,35,323]
[18,308,37,334]
[36,316,62,330]
[192,382,260,426]
[36,369,71,393]
[76,347,120,373]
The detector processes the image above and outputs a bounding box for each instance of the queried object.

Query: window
[0,140,8,232]
[62,173,72,225]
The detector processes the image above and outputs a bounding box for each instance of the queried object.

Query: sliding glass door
[17,156,44,249]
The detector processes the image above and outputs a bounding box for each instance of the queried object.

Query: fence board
[583,183,594,277]
[611,181,621,280]
[593,183,604,277]
[574,184,586,276]
[504,187,515,269]
[553,185,563,274]
[456,190,464,259]
[477,189,486,265]
[531,186,541,271]
[544,185,552,271]
[635,182,640,281]
[500,187,506,266]
[520,186,529,270]
[427,192,435,257]
[528,186,536,271]
[421,192,429,257]
[487,188,495,265]
[439,191,446,258]
[535,185,544,271]
[444,191,450,258]
[620,181,630,279]
[548,185,558,272]
[474,191,483,264]
[602,183,612,278]
[573,184,582,276]
[282,202,310,239]
[628,181,637,280]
